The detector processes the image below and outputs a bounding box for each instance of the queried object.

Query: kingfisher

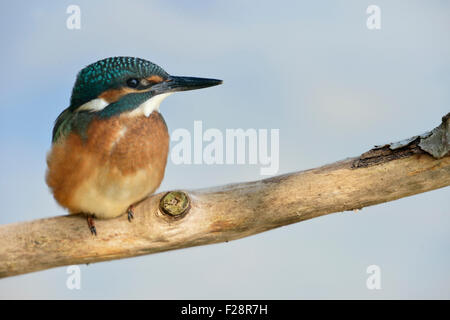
[46,57,222,235]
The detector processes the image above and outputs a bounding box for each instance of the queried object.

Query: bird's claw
[127,205,134,222]
[89,225,97,236]
[87,215,97,236]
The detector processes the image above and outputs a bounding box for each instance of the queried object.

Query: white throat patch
[129,92,173,117]
[74,93,173,117]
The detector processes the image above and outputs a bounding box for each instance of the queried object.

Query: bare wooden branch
[0,113,449,278]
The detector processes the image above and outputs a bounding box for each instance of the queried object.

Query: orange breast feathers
[46,111,169,219]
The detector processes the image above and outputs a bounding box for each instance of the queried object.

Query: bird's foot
[87,215,97,236]
[127,205,135,222]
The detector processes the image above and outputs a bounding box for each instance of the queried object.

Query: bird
[46,56,222,235]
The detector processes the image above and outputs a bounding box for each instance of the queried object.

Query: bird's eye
[126,78,140,88]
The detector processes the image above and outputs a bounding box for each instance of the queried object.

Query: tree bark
[0,113,448,278]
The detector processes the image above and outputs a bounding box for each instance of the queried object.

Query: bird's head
[69,56,222,118]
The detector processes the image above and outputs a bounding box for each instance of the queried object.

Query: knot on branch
[159,191,190,219]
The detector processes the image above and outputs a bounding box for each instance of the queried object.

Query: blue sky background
[0,0,449,299]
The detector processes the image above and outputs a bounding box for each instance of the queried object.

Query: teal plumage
[70,57,168,110]
[53,57,168,142]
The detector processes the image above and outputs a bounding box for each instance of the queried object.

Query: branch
[0,113,449,278]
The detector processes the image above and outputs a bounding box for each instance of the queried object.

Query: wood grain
[0,114,448,278]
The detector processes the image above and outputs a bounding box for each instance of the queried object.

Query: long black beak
[152,75,222,95]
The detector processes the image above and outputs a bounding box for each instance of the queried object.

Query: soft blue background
[0,0,448,299]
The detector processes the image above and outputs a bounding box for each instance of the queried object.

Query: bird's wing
[52,107,73,143]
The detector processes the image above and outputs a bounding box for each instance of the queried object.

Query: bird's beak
[152,75,222,95]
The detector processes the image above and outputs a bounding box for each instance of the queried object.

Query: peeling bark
[353,112,449,168]
[419,113,449,158]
